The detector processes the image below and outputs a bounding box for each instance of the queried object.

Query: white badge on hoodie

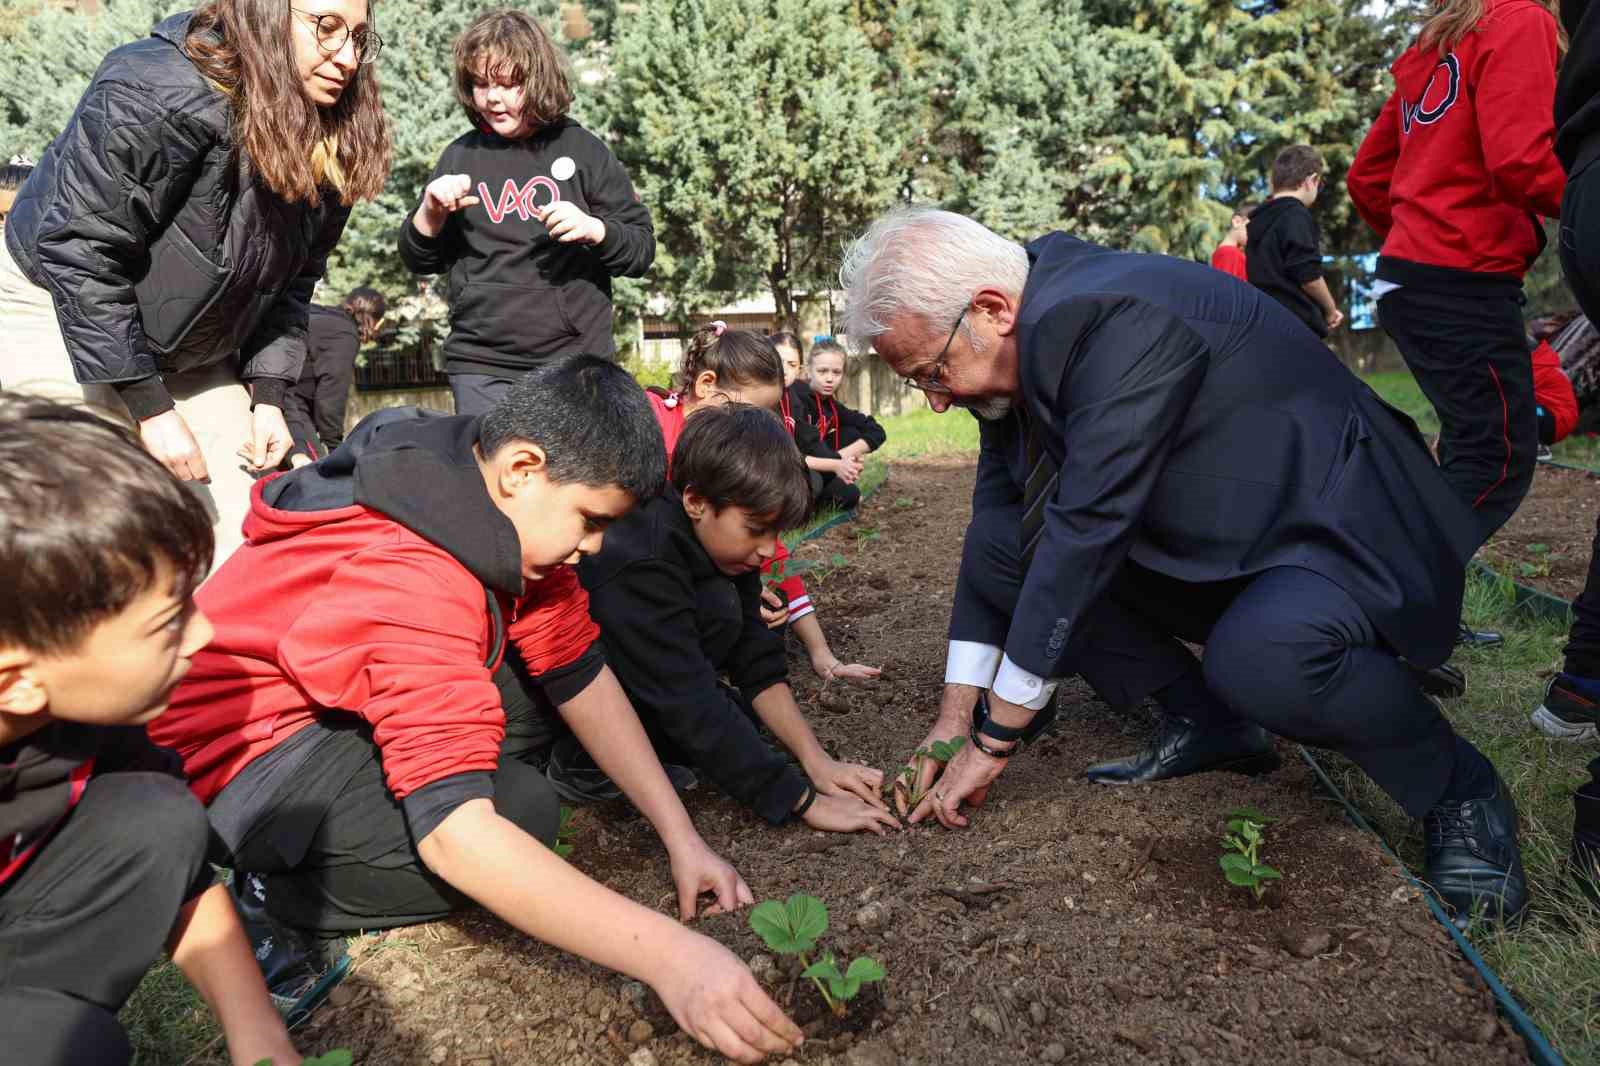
[551,156,576,182]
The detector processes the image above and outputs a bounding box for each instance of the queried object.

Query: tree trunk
[1554,316,1600,434]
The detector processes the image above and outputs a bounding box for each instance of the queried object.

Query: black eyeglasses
[293,9,383,66]
[901,309,965,395]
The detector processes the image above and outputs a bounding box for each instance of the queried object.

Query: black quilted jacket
[4,12,351,419]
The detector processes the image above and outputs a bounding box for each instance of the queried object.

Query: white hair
[838,206,1030,349]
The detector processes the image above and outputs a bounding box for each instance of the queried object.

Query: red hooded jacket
[1347,0,1565,280]
[1533,339,1580,442]
[150,410,600,805]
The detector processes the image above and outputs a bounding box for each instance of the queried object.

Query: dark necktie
[1018,412,1060,569]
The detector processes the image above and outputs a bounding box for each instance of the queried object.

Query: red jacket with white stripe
[149,409,602,806]
[1348,0,1565,281]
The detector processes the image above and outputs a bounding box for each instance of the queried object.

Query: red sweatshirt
[1348,0,1565,280]
[1533,339,1580,442]
[1210,243,1248,281]
[647,390,813,620]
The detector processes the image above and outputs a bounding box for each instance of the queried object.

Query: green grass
[1324,571,1600,1064]
[876,406,981,458]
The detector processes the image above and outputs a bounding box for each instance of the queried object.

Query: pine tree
[603,0,902,330]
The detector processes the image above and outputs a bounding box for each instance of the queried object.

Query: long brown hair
[453,10,573,134]
[675,326,784,394]
[185,0,391,206]
[1418,0,1566,56]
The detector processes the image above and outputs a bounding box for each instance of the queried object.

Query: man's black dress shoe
[1410,661,1467,699]
[1085,716,1280,785]
[1423,777,1529,929]
[1457,623,1504,649]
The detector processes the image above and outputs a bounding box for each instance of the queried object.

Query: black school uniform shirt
[397,118,654,378]
[789,381,887,452]
[578,492,809,825]
[1246,197,1328,338]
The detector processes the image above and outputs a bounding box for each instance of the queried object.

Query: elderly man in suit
[840,207,1526,928]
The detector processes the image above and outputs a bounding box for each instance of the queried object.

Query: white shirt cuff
[992,654,1057,711]
[944,640,1002,689]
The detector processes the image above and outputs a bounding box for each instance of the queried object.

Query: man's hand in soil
[657,936,804,1063]
[669,835,755,921]
[801,791,901,836]
[908,739,1009,829]
[806,754,888,810]
[895,684,980,817]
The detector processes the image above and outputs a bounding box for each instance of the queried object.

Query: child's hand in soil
[760,586,790,629]
[811,654,881,685]
[907,740,1005,830]
[654,933,804,1063]
[805,756,888,810]
[669,835,755,921]
[802,791,901,836]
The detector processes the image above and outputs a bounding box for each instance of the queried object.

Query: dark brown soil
[1479,464,1599,601]
[295,459,1529,1066]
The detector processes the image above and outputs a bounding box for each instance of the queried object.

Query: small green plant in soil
[554,805,578,859]
[749,894,884,1017]
[1220,805,1281,902]
[256,1052,352,1066]
[1517,542,1553,580]
[890,737,966,812]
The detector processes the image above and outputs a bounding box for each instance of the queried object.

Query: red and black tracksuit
[0,724,215,1065]
[1348,0,1565,544]
[149,408,602,934]
[787,381,885,513]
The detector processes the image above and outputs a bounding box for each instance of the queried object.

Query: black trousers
[952,504,1460,817]
[1377,286,1537,546]
[1560,159,1600,677]
[809,468,861,511]
[449,372,518,417]
[283,349,358,456]
[0,773,214,1066]
[225,678,562,936]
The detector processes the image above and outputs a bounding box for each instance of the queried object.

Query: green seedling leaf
[929,740,956,761]
[1219,853,1252,874]
[751,894,829,954]
[801,953,843,982]
[1228,805,1274,824]
[1225,819,1249,836]
[829,553,848,567]
[786,893,829,946]
[1224,867,1260,888]
[306,1055,355,1066]
[1252,865,1282,881]
[845,956,887,985]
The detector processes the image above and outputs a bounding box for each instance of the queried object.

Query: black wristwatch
[971,690,1057,751]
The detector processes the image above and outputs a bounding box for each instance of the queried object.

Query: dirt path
[298,458,1527,1066]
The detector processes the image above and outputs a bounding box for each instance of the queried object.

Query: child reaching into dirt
[146,358,802,1064]
[770,331,866,512]
[650,325,881,685]
[398,9,654,415]
[0,394,300,1066]
[573,403,899,835]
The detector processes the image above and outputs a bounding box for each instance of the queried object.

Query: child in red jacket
[149,358,801,1063]
[1348,0,1565,546]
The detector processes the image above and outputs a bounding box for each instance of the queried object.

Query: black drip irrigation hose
[1297,748,1566,1066]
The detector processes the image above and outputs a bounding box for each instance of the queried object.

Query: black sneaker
[1537,444,1555,463]
[1531,674,1600,742]
[545,736,697,804]
[229,873,345,1015]
[1423,777,1530,929]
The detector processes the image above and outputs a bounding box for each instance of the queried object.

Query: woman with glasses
[3,0,391,569]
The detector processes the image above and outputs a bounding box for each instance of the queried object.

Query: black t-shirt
[1246,198,1328,339]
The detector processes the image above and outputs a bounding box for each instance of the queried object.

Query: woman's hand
[238,405,293,472]
[536,201,606,245]
[415,173,480,236]
[800,792,900,836]
[140,408,208,481]
[759,586,789,630]
[652,932,803,1063]
[804,755,887,809]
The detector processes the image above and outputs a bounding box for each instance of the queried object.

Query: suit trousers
[1558,158,1600,678]
[952,504,1459,817]
[0,773,215,1066]
[1376,286,1536,546]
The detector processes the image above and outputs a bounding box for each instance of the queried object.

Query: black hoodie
[398,120,654,378]
[1246,197,1329,338]
[1558,0,1600,173]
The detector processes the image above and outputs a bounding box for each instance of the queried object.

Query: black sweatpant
[222,677,562,936]
[0,773,214,1066]
[951,504,1462,817]
[1377,286,1537,546]
[282,347,358,456]
[1559,158,1600,678]
[809,469,861,512]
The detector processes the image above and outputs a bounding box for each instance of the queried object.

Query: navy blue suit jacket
[970,233,1477,677]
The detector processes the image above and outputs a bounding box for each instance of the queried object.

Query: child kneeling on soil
[573,404,899,834]
[793,339,885,512]
[0,394,299,1066]
[147,358,802,1064]
[647,325,880,685]
[770,330,866,512]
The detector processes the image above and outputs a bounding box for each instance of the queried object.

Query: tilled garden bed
[1479,464,1599,603]
[294,459,1528,1065]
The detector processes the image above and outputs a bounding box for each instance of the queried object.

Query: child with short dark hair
[577,404,898,834]
[0,393,299,1066]
[148,358,802,1063]
[399,9,654,415]
[769,332,865,511]
[1248,145,1343,337]
[1209,201,1257,281]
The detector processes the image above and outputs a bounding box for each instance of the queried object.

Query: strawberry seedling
[257,1052,352,1066]
[749,893,884,1017]
[890,737,966,812]
[554,805,578,859]
[1219,805,1281,902]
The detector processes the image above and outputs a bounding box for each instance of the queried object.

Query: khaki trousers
[0,238,258,572]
